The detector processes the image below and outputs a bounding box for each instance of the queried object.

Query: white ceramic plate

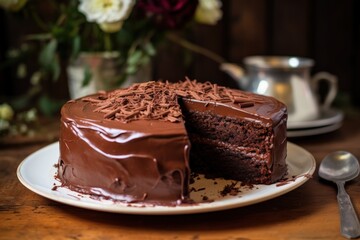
[17,142,315,215]
[287,108,343,130]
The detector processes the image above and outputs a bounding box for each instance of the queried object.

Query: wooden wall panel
[271,0,311,56]
[227,0,268,62]
[192,23,227,85]
[353,0,360,106]
[312,0,355,92]
[152,42,189,82]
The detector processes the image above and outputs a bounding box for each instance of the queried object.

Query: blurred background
[0,0,359,118]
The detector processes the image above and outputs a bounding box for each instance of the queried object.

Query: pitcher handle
[311,72,338,110]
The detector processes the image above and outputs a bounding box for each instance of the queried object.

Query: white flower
[0,0,27,11]
[195,0,222,25]
[79,0,135,32]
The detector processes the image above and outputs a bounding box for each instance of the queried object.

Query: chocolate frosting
[57,79,287,205]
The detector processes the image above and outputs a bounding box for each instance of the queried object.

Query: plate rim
[17,141,316,215]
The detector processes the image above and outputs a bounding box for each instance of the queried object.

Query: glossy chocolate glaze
[59,100,190,205]
[57,80,287,205]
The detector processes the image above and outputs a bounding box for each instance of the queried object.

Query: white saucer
[287,121,343,138]
[17,142,315,215]
[287,108,343,130]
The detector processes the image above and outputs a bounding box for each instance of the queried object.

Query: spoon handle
[336,181,360,239]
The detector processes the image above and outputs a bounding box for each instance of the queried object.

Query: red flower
[136,0,199,29]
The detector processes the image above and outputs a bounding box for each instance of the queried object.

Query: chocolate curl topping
[83,79,257,123]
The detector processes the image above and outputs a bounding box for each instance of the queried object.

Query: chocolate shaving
[84,79,258,123]
[239,102,255,108]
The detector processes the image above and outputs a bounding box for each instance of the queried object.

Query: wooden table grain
[1,114,360,240]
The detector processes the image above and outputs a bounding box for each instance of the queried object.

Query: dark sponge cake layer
[190,141,275,184]
[183,109,280,184]
[184,110,273,152]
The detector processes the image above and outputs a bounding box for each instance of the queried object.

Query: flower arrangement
[0,0,223,136]
[1,0,223,88]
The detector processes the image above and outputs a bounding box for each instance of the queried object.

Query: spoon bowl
[319,151,360,239]
[319,151,360,182]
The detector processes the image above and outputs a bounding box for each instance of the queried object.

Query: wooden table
[1,113,360,240]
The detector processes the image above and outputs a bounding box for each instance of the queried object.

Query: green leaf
[144,42,156,56]
[82,65,92,87]
[125,64,138,75]
[51,57,61,82]
[71,36,81,60]
[39,39,61,81]
[39,39,58,68]
[127,50,143,66]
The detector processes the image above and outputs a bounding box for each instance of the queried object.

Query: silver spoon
[319,151,360,239]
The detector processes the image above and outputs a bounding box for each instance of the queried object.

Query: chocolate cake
[57,79,287,205]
